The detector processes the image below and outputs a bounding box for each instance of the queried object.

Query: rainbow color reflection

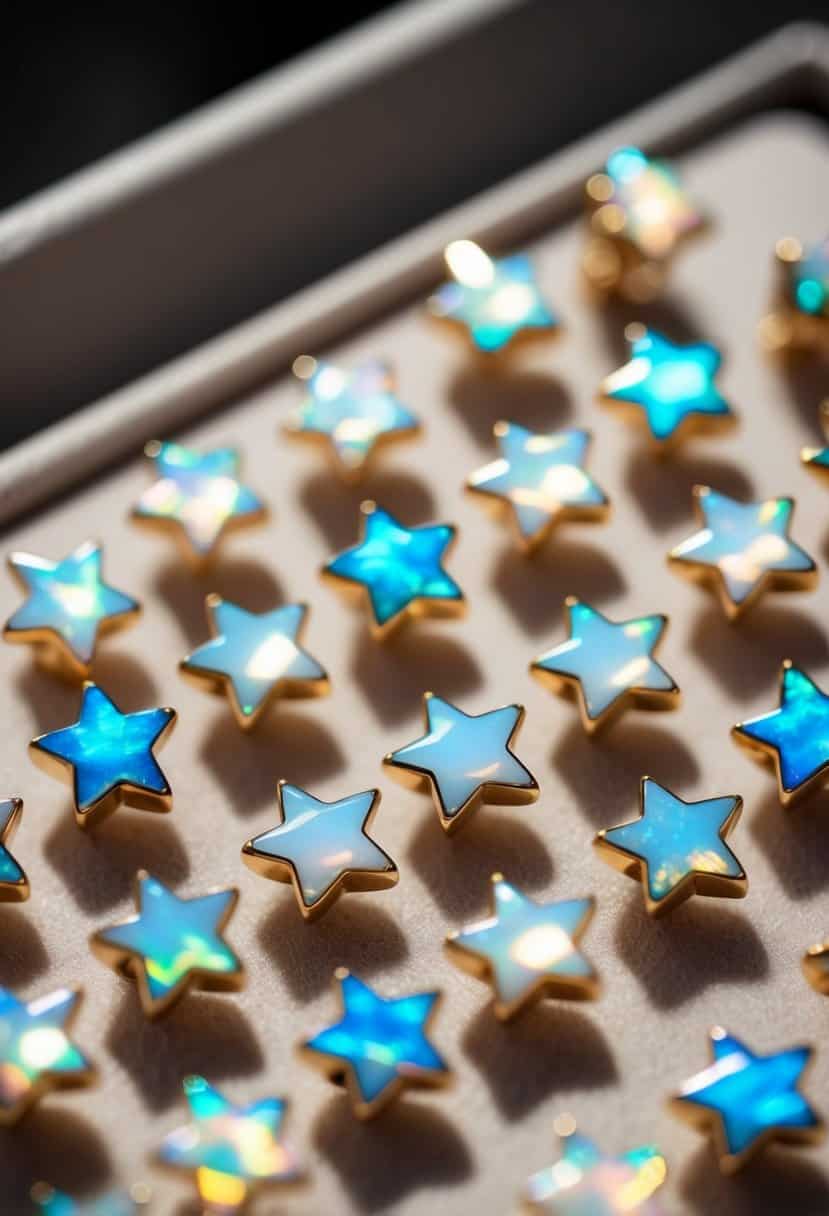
[525,1123,667,1214]
[597,146,703,261]
[0,986,92,1124]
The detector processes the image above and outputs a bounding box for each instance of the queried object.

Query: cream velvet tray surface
[2,19,829,1216]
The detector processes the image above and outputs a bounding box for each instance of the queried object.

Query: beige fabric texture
[1,112,828,1215]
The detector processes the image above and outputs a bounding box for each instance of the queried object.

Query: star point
[524,1120,667,1213]
[0,984,94,1125]
[0,798,28,903]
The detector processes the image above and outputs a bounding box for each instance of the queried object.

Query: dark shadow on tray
[625,447,754,534]
[615,894,768,1009]
[200,707,345,814]
[153,556,285,647]
[257,895,408,1001]
[493,539,626,638]
[552,719,699,825]
[313,1094,472,1212]
[107,988,264,1111]
[689,603,828,700]
[680,1140,829,1216]
[590,292,707,364]
[0,910,49,988]
[750,788,829,900]
[408,810,554,919]
[0,1106,112,1208]
[770,346,829,440]
[15,651,159,733]
[352,628,483,726]
[448,367,573,446]
[299,468,436,551]
[44,812,189,912]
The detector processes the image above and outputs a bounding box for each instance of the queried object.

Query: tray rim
[0,19,827,529]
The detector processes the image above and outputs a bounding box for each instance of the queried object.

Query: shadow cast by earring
[750,788,829,900]
[679,1140,829,1216]
[625,447,754,534]
[299,468,436,551]
[352,629,483,726]
[493,540,626,638]
[688,604,828,701]
[0,910,49,988]
[0,1106,113,1207]
[591,293,706,364]
[313,1093,472,1212]
[15,651,160,733]
[448,367,573,446]
[770,346,829,440]
[153,556,285,646]
[461,1002,616,1120]
[257,894,408,1001]
[106,988,264,1112]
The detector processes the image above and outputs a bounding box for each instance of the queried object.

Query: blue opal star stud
[600,326,733,447]
[669,1027,824,1172]
[242,781,398,920]
[668,486,817,619]
[90,871,244,1018]
[445,875,598,1020]
[524,1114,667,1214]
[0,798,28,903]
[594,778,746,917]
[285,356,419,481]
[131,441,266,568]
[384,693,538,833]
[180,596,329,730]
[4,541,140,680]
[732,661,829,808]
[583,146,705,301]
[321,501,464,639]
[760,235,829,353]
[32,1182,149,1216]
[427,240,559,353]
[158,1074,303,1212]
[466,423,609,552]
[531,598,679,734]
[29,682,177,828]
[0,985,93,1125]
[300,968,450,1118]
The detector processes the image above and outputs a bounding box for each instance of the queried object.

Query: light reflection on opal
[427,241,558,352]
[0,986,91,1124]
[525,1125,667,1214]
[596,146,703,260]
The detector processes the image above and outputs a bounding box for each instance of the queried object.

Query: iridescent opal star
[668,486,816,618]
[0,985,93,1125]
[594,778,746,917]
[32,1183,146,1216]
[285,356,419,480]
[600,327,732,446]
[445,876,598,1020]
[300,969,449,1118]
[427,240,559,353]
[531,598,679,733]
[760,235,829,353]
[91,872,243,1018]
[384,694,538,833]
[732,661,829,807]
[524,1116,667,1214]
[242,782,398,920]
[4,541,140,679]
[583,145,705,300]
[321,501,464,638]
[466,423,609,551]
[158,1075,302,1212]
[0,798,28,903]
[131,441,266,568]
[29,683,176,827]
[180,597,329,730]
[670,1027,823,1172]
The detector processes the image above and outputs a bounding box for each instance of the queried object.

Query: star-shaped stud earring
[384,693,538,833]
[582,145,705,301]
[445,875,598,1020]
[759,234,829,353]
[29,682,176,828]
[803,938,829,995]
[321,501,464,638]
[158,1074,303,1212]
[599,326,733,447]
[732,661,829,807]
[180,596,329,730]
[668,486,816,619]
[90,871,244,1018]
[523,1114,667,1214]
[300,968,450,1118]
[0,798,28,903]
[3,541,140,680]
[594,778,746,917]
[669,1027,824,1172]
[242,781,398,920]
[131,441,266,568]
[426,239,559,353]
[466,423,609,552]
[0,985,93,1125]
[801,399,829,480]
[285,356,419,480]
[530,598,679,734]
[31,1182,149,1216]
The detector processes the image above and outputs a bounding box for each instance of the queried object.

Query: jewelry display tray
[2,13,829,1216]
